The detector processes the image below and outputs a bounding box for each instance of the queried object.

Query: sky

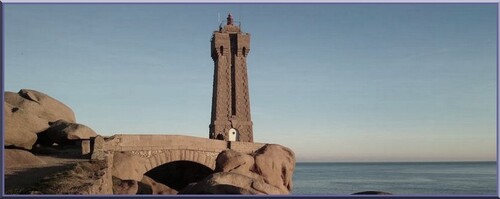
[3,3,497,162]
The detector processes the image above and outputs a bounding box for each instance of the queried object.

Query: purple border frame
[0,1,498,199]
[1,0,4,197]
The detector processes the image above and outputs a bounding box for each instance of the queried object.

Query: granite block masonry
[209,14,253,142]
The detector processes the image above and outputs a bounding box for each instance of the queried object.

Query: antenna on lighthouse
[238,6,243,28]
[239,6,242,21]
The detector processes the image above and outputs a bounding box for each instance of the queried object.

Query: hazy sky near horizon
[4,3,497,162]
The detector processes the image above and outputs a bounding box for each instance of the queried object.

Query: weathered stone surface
[91,136,106,160]
[216,150,254,172]
[186,144,295,195]
[209,17,253,142]
[179,172,285,194]
[112,177,138,195]
[112,152,147,181]
[37,120,98,146]
[253,144,295,192]
[5,89,76,123]
[4,89,78,149]
[141,175,178,194]
[4,102,49,150]
[86,160,113,194]
[5,149,46,168]
[91,135,295,195]
[215,149,261,180]
[213,144,295,194]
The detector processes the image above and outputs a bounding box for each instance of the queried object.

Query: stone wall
[85,160,113,194]
[102,134,229,152]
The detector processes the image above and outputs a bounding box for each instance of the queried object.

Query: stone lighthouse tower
[209,13,253,142]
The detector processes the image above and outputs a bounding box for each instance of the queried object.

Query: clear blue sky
[4,3,497,162]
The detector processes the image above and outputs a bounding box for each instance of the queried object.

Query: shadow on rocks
[5,164,74,193]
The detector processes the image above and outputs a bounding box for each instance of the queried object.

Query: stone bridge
[91,134,265,172]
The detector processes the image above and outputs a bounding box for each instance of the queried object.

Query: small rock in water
[352,191,392,195]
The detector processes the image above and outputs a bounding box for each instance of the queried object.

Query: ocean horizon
[292,161,497,195]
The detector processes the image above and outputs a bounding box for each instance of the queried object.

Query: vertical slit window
[230,34,238,116]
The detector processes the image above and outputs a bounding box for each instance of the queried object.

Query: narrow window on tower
[230,34,238,116]
[231,62,236,116]
[220,46,224,56]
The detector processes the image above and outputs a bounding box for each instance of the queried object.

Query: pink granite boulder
[183,144,295,195]
[253,144,295,193]
[4,102,49,150]
[215,149,262,180]
[5,89,76,123]
[37,120,98,146]
[179,172,285,194]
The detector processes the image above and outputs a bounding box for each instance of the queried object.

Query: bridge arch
[143,149,217,172]
[139,149,218,192]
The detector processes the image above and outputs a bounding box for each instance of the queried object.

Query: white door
[228,128,238,141]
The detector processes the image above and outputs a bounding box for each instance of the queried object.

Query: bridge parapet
[92,134,268,173]
[103,134,229,153]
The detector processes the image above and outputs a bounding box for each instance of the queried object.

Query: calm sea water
[292,162,497,195]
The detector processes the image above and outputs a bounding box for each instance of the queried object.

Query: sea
[292,161,497,195]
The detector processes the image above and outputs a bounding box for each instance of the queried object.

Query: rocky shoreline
[4,89,297,195]
[4,88,392,195]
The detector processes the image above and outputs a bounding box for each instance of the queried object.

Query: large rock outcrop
[5,89,76,123]
[215,149,262,180]
[253,144,295,192]
[4,102,49,150]
[37,120,98,146]
[3,89,110,194]
[180,144,295,195]
[179,172,285,194]
[4,89,78,150]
